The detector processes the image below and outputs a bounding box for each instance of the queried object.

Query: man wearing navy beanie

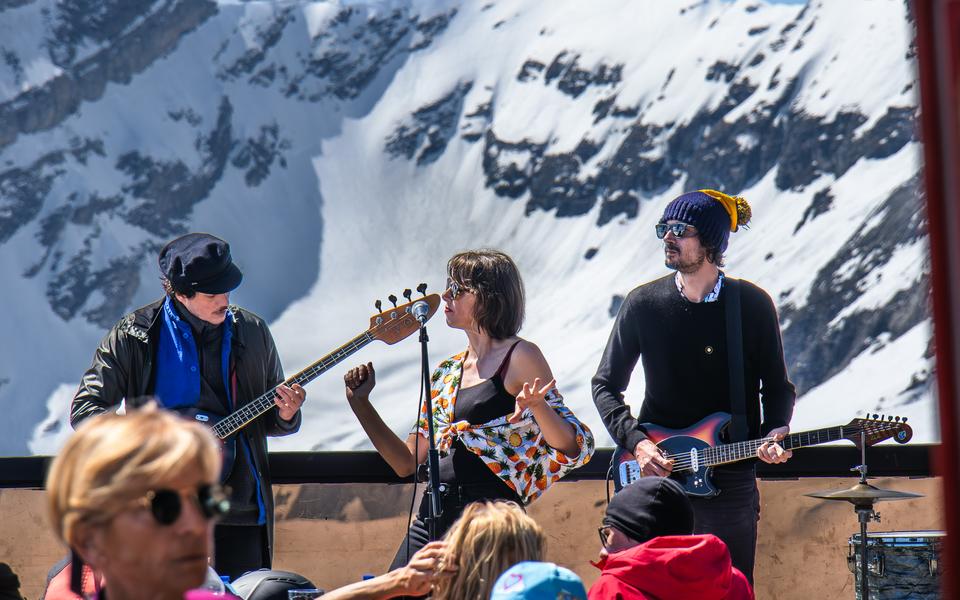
[592,190,796,584]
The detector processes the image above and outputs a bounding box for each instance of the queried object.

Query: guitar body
[655,437,720,497]
[614,412,730,497]
[174,407,237,483]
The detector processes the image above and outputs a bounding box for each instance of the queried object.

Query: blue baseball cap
[490,562,586,600]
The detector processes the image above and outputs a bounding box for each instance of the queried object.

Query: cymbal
[805,482,924,506]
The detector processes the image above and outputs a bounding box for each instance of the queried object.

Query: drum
[847,530,944,599]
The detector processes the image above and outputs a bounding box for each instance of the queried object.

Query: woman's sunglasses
[138,483,230,526]
[445,278,470,299]
[655,222,698,239]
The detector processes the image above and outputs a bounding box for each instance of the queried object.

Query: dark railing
[0,445,935,488]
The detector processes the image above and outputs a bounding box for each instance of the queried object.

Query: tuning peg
[403,289,412,302]
[873,414,880,420]
[375,299,382,313]
[903,417,908,422]
[417,283,428,296]
[888,415,894,421]
[388,294,398,308]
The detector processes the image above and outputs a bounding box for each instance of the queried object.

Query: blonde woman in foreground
[431,500,546,600]
[46,403,459,600]
[46,404,227,600]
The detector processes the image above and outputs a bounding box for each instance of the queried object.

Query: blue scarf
[154,296,234,409]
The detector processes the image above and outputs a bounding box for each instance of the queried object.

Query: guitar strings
[655,421,900,472]
[214,332,375,438]
[212,302,430,438]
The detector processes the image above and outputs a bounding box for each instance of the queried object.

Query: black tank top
[438,341,521,490]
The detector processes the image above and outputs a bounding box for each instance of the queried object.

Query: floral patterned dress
[416,351,595,504]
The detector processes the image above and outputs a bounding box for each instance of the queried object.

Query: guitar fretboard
[673,423,901,471]
[212,332,374,439]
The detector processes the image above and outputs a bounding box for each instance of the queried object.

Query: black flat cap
[159,232,243,294]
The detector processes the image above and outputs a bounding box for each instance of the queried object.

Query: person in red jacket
[589,477,753,600]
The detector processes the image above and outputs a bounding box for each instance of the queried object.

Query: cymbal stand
[852,428,878,600]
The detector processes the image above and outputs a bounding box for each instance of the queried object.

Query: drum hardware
[847,549,883,577]
[844,531,944,598]
[805,428,924,600]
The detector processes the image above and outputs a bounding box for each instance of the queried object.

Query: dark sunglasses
[655,222,697,239]
[138,484,229,526]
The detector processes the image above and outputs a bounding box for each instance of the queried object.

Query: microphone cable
[404,360,426,564]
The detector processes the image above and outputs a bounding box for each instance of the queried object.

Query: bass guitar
[612,412,912,497]
[182,291,441,480]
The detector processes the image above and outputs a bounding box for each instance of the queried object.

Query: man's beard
[664,244,706,273]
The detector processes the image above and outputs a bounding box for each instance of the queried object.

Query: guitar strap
[725,277,748,442]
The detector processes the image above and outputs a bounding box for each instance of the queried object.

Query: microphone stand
[418,320,444,540]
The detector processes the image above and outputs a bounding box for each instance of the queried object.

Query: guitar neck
[212,331,375,439]
[703,425,851,467]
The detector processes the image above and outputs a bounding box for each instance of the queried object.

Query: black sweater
[591,274,796,453]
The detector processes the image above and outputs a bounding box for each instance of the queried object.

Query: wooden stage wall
[0,477,943,600]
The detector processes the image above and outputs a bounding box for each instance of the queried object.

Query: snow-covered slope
[0,0,930,455]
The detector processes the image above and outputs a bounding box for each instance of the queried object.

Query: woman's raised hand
[344,362,376,403]
[508,377,556,423]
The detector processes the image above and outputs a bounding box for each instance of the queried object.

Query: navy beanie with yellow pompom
[660,189,752,253]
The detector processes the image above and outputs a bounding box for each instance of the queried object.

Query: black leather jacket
[71,297,301,562]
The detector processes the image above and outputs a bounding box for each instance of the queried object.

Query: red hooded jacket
[588,534,754,600]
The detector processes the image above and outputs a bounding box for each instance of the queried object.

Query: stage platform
[0,447,941,599]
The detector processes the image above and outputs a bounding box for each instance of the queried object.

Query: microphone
[411,300,431,324]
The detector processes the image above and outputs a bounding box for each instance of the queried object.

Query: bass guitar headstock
[843,414,913,447]
[368,284,441,345]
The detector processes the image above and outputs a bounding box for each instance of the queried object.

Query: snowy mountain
[0,0,931,456]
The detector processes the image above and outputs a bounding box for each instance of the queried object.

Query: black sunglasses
[655,222,697,239]
[138,484,230,526]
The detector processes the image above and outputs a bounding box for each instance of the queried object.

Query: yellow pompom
[699,189,752,232]
[734,195,752,230]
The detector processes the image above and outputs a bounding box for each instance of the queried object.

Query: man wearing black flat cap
[71,232,306,579]
[589,477,753,600]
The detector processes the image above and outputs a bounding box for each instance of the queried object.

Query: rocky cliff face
[0,0,931,454]
[378,2,925,398]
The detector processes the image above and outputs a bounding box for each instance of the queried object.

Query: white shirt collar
[675,271,725,303]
